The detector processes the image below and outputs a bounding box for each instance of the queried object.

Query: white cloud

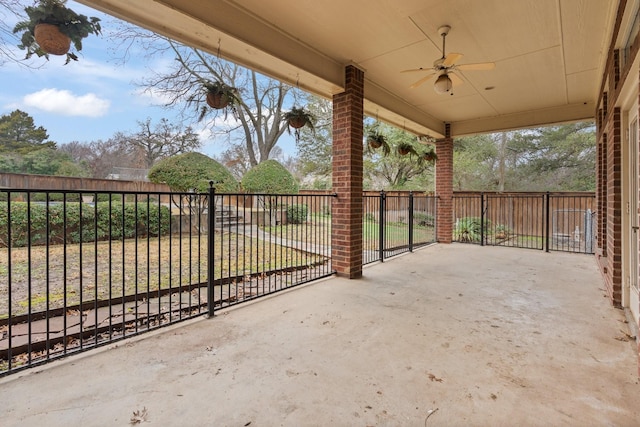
[22,88,110,117]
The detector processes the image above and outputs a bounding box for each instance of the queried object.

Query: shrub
[453,216,490,243]
[148,152,239,193]
[96,193,122,203]
[29,192,82,202]
[241,160,298,194]
[287,204,308,224]
[414,212,434,227]
[0,201,171,248]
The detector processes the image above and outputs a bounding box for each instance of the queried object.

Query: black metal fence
[452,192,596,253]
[1,187,593,375]
[0,188,334,376]
[363,191,437,264]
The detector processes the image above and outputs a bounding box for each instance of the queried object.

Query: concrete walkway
[1,244,638,426]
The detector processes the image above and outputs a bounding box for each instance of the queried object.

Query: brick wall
[607,108,623,306]
[331,65,364,278]
[435,124,453,243]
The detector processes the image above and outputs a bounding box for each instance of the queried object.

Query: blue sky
[0,1,297,159]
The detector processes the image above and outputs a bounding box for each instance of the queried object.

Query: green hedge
[0,201,171,248]
[286,204,308,224]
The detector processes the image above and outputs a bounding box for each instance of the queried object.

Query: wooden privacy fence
[0,173,170,193]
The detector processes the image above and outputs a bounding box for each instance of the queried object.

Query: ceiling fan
[401,25,495,94]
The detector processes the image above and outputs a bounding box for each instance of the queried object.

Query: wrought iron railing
[363,191,438,264]
[0,188,334,376]
[452,192,596,254]
[1,187,593,376]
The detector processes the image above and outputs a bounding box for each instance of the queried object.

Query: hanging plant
[366,129,391,155]
[397,141,418,157]
[13,0,102,64]
[283,107,316,142]
[203,81,240,109]
[284,107,316,131]
[422,148,438,162]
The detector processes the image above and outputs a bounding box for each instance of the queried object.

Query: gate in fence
[363,191,438,264]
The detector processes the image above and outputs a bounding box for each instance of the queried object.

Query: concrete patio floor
[1,244,638,426]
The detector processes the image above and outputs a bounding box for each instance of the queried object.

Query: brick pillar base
[332,65,364,278]
[436,124,453,243]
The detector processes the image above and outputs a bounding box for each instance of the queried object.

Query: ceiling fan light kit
[434,73,453,94]
[402,25,495,95]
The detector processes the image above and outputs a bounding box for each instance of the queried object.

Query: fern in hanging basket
[284,107,316,132]
[366,130,390,155]
[13,0,102,64]
[422,148,438,162]
[397,141,418,157]
[203,81,240,109]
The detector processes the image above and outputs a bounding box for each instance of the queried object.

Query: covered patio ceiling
[80,0,616,139]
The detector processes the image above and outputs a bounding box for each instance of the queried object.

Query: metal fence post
[408,191,414,252]
[480,192,485,246]
[545,192,550,252]
[379,190,385,262]
[207,182,216,317]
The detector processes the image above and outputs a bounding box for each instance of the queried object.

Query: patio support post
[435,123,454,243]
[332,65,364,278]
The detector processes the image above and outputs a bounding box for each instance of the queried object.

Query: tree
[59,138,143,179]
[110,28,296,166]
[453,133,501,190]
[0,147,89,176]
[509,122,596,191]
[126,117,201,168]
[295,96,333,186]
[453,122,595,191]
[0,109,53,154]
[0,1,26,66]
[365,124,435,191]
[148,152,239,193]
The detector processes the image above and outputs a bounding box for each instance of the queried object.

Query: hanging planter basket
[34,23,71,55]
[368,137,383,149]
[283,107,316,135]
[398,146,411,156]
[202,81,239,110]
[422,151,438,162]
[206,92,231,109]
[287,116,307,129]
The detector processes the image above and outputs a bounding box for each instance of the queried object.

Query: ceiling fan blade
[457,62,496,71]
[410,73,436,88]
[400,67,433,73]
[442,53,463,67]
[449,72,465,87]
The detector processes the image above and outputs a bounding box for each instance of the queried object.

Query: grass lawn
[0,231,325,318]
[263,214,435,249]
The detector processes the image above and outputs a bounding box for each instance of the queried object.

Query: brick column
[435,123,453,243]
[607,107,623,306]
[332,65,364,278]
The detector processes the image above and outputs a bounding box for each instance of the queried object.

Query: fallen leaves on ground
[130,407,148,425]
[428,373,443,382]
